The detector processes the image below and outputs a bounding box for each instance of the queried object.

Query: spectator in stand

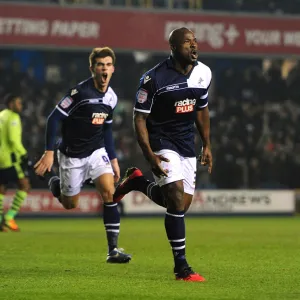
[1,49,300,189]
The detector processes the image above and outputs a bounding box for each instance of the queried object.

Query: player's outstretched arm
[34,108,66,176]
[195,106,213,173]
[133,111,152,159]
[133,111,169,177]
[34,150,54,176]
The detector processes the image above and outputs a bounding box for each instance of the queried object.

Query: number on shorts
[102,155,109,165]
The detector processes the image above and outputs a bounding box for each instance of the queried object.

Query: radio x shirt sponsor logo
[174,98,196,113]
[92,112,108,124]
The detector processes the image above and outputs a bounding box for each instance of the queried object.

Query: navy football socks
[165,209,188,269]
[103,202,120,253]
[133,177,166,208]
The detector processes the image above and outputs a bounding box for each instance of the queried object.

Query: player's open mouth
[101,73,108,82]
[191,50,198,59]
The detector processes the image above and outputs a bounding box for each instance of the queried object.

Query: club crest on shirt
[60,96,73,109]
[198,77,205,87]
[137,89,148,103]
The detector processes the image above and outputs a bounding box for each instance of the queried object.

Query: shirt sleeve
[45,107,67,151]
[56,88,81,116]
[196,67,212,110]
[134,74,156,114]
[103,122,116,160]
[105,109,114,124]
[105,92,117,124]
[8,114,27,157]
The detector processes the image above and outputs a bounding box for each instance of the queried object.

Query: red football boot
[175,266,206,282]
[113,167,143,203]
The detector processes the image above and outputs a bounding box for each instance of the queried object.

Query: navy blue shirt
[134,57,212,157]
[56,77,117,158]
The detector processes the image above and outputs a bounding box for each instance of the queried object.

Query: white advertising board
[123,190,295,215]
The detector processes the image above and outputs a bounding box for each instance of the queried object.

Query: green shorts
[0,164,26,185]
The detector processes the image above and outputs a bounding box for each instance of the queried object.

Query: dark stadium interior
[3,0,300,14]
[1,1,300,298]
[1,0,300,190]
[1,49,299,190]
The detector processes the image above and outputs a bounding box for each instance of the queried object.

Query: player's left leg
[113,168,192,212]
[46,150,86,209]
[3,165,30,232]
[41,157,81,208]
[152,151,205,281]
[0,182,7,232]
[5,181,30,232]
[49,173,82,210]
[89,148,131,263]
[93,173,131,263]
[113,167,166,207]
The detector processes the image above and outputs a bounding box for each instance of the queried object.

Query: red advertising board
[3,190,102,214]
[2,189,294,215]
[1,4,300,55]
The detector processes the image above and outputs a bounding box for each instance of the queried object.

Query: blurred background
[1,4,300,298]
[1,0,300,215]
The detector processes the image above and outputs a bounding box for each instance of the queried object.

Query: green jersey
[0,109,27,169]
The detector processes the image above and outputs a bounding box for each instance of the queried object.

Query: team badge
[198,77,205,87]
[137,89,148,103]
[60,96,73,109]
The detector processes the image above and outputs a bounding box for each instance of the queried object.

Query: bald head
[168,27,198,66]
[168,27,193,48]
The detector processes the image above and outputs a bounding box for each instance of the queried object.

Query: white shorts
[57,148,114,196]
[152,149,196,195]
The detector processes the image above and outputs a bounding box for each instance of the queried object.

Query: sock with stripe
[103,202,120,254]
[165,209,188,269]
[0,193,4,223]
[5,190,27,221]
[133,177,166,208]
[146,181,166,208]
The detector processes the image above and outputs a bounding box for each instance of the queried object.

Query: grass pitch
[1,217,300,300]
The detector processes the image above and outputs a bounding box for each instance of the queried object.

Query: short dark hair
[89,47,116,67]
[169,27,192,47]
[4,94,20,107]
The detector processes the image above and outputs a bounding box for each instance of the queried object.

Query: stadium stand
[1,50,299,189]
[2,0,300,14]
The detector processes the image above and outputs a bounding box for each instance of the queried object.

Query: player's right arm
[133,74,169,177]
[34,90,79,176]
[195,66,213,173]
[7,114,27,159]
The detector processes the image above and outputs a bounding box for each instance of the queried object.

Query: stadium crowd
[0,50,299,190]
[3,0,300,14]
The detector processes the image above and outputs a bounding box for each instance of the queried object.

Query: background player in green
[0,94,31,231]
